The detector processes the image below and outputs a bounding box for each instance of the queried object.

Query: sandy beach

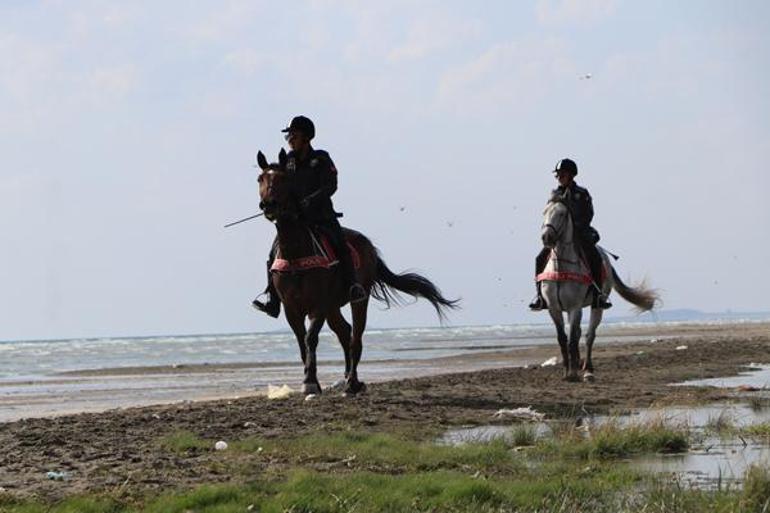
[0,321,768,499]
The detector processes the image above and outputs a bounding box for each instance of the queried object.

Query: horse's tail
[610,265,659,312]
[372,253,460,322]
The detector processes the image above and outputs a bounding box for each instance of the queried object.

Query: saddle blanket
[535,250,606,284]
[271,231,361,273]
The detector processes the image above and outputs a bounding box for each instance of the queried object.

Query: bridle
[543,201,569,243]
[259,168,299,223]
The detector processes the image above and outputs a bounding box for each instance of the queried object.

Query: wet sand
[0,322,768,498]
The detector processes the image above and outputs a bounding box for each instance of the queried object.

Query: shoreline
[1,321,768,423]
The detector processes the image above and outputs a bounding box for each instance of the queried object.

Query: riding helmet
[553,158,578,176]
[281,115,315,140]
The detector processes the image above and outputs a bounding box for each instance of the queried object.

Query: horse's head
[257,149,294,222]
[541,199,572,248]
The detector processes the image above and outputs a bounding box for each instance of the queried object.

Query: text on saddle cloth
[271,230,361,273]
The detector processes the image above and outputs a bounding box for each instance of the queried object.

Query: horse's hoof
[302,383,321,395]
[583,372,595,383]
[343,381,366,397]
[564,374,580,383]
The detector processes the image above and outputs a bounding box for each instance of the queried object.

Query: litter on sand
[675,345,688,351]
[214,441,228,451]
[492,406,546,422]
[46,471,70,481]
[267,384,294,400]
[540,356,558,367]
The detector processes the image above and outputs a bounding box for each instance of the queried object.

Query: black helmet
[553,158,578,176]
[281,115,315,140]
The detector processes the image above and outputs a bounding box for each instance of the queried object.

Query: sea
[0,317,767,423]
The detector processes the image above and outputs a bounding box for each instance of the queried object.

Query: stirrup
[251,294,280,318]
[528,296,547,311]
[349,284,367,304]
[593,294,612,310]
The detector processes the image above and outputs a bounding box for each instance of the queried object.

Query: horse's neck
[275,218,313,260]
[552,220,581,271]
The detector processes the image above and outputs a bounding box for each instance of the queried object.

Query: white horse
[539,199,659,382]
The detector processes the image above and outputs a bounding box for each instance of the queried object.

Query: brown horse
[257,149,459,396]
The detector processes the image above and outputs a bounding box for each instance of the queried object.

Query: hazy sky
[1,1,768,341]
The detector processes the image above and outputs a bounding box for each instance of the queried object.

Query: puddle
[636,437,769,489]
[674,364,770,390]
[439,402,770,488]
[439,423,550,446]
[594,403,770,429]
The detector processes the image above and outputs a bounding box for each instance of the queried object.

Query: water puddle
[674,364,770,390]
[636,438,769,489]
[439,402,770,488]
[439,423,550,446]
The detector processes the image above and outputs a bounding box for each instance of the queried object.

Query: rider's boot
[528,282,547,311]
[252,261,281,318]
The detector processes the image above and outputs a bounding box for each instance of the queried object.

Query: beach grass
[536,418,690,460]
[0,426,759,513]
[742,422,770,439]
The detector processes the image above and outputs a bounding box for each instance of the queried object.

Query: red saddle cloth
[271,231,361,273]
[535,251,605,284]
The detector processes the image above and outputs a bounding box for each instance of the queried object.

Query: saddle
[271,228,360,273]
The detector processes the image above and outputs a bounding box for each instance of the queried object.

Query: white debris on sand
[267,384,294,400]
[540,356,558,367]
[214,441,228,451]
[492,406,546,422]
[675,345,688,351]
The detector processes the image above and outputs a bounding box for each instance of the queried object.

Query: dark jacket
[286,147,339,222]
[551,182,598,242]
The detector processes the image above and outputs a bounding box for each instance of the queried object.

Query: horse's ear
[278,148,287,168]
[257,151,268,170]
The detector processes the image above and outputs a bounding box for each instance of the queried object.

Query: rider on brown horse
[529,158,612,311]
[252,116,367,317]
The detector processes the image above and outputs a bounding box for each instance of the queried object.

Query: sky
[1,0,768,341]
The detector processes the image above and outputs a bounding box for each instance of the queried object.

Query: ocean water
[0,319,765,422]
[0,324,558,380]
[0,324,565,421]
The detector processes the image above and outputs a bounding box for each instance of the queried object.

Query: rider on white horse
[529,158,612,311]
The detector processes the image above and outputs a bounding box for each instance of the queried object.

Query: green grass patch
[158,430,212,453]
[538,419,689,460]
[253,431,522,473]
[511,424,537,446]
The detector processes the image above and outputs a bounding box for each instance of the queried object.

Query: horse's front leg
[583,307,604,382]
[285,308,307,365]
[302,315,325,395]
[566,309,583,382]
[327,309,352,380]
[344,298,369,396]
